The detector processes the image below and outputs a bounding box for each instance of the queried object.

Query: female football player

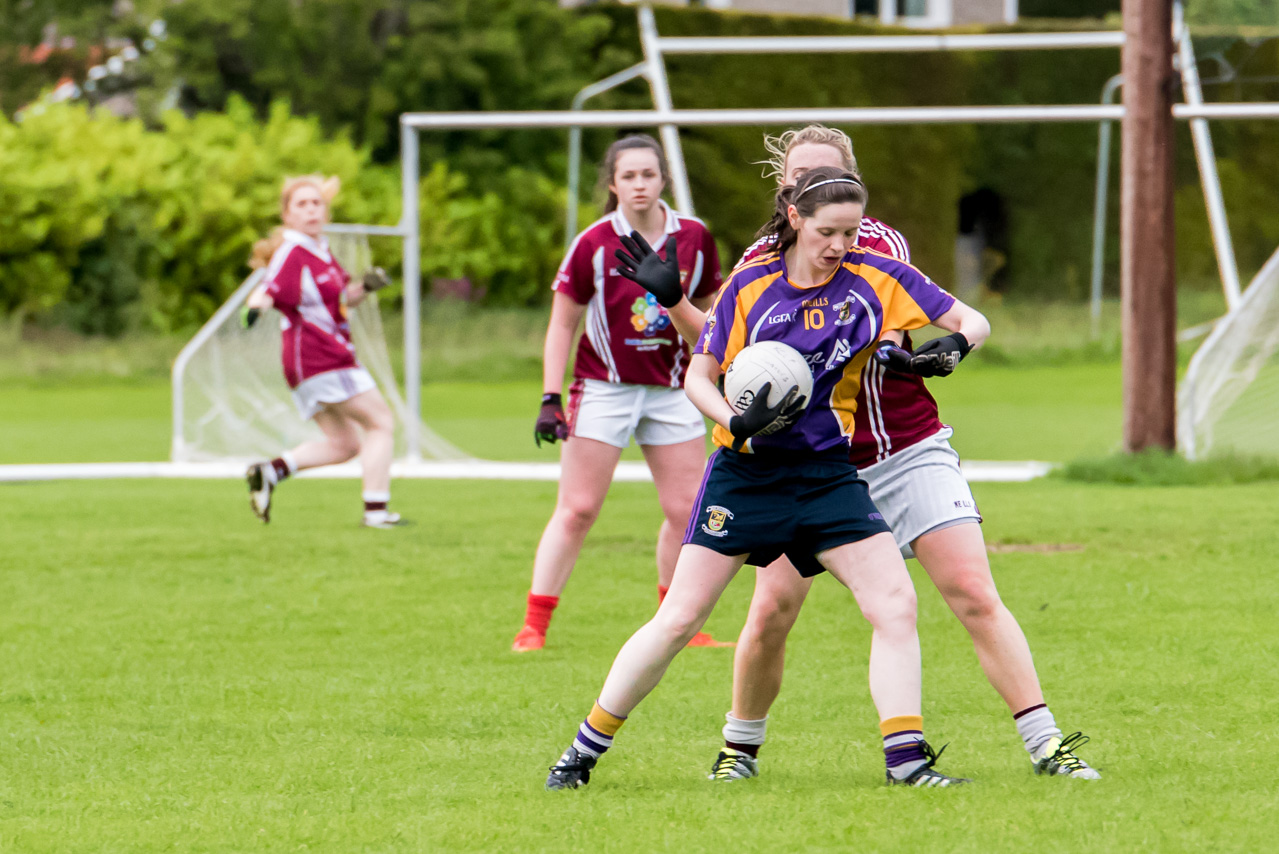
[545,167,982,791]
[241,175,404,529]
[512,135,730,652]
[626,125,1098,782]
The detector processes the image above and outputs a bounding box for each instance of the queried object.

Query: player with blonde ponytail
[242,174,405,529]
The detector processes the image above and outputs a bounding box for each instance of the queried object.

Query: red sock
[658,585,670,605]
[524,593,559,636]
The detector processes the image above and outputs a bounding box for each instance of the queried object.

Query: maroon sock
[725,740,761,758]
[270,457,292,482]
[364,500,388,513]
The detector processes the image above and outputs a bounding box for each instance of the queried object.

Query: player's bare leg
[514,436,622,651]
[708,559,813,779]
[642,438,731,648]
[819,535,969,786]
[547,546,746,790]
[245,408,360,523]
[912,522,1099,778]
[334,390,402,528]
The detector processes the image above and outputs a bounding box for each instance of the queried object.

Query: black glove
[728,382,807,451]
[909,332,971,378]
[872,340,915,375]
[614,232,683,308]
[362,267,391,292]
[239,305,261,330]
[534,393,570,447]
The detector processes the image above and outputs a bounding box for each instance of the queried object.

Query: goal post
[1178,246,1279,462]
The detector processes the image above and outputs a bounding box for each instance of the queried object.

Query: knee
[556,502,600,537]
[745,595,802,650]
[662,499,696,530]
[861,584,918,636]
[367,404,394,436]
[333,435,361,462]
[944,569,1002,624]
[654,602,704,646]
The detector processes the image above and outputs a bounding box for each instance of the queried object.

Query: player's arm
[345,268,391,309]
[534,292,586,446]
[240,284,273,328]
[900,299,990,378]
[685,353,803,451]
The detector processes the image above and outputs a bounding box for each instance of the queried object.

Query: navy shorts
[683,447,893,578]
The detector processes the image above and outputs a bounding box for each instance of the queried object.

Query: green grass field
[4,299,1271,851]
[0,360,1124,465]
[3,475,1277,852]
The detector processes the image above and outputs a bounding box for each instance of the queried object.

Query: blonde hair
[249,174,341,269]
[760,125,860,185]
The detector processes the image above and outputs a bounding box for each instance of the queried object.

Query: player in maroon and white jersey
[513,135,731,653]
[241,175,404,530]
[636,125,1098,780]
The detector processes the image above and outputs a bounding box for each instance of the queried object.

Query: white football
[724,340,814,415]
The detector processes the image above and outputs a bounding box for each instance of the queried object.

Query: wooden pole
[1121,0,1177,452]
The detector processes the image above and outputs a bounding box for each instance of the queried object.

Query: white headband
[796,177,863,198]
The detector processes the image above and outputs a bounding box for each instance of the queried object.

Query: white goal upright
[1178,246,1279,461]
[170,230,467,465]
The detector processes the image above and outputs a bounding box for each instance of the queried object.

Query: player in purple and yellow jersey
[545,167,980,791]
[625,125,1100,782]
[513,134,731,652]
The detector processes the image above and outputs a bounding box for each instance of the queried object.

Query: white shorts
[292,367,377,420]
[861,427,982,559]
[567,378,706,448]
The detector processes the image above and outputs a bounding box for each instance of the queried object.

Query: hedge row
[0,99,574,333]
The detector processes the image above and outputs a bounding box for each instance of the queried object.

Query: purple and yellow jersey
[697,246,956,454]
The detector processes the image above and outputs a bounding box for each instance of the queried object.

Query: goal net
[171,231,468,463]
[1178,246,1279,461]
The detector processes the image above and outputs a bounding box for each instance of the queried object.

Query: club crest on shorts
[702,505,734,537]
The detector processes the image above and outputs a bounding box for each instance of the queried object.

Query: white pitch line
[0,459,1053,484]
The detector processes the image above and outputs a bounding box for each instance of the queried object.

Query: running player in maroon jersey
[546,168,979,791]
[513,135,731,652]
[241,175,404,529]
[626,125,1099,781]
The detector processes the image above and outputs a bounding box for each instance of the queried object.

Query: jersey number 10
[802,308,826,330]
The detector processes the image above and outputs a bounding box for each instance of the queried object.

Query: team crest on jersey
[833,295,857,327]
[631,293,672,336]
[701,505,734,537]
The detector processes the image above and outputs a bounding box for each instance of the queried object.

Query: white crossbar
[403,103,1279,130]
[654,32,1126,55]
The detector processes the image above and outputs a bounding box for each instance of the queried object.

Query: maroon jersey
[555,202,722,388]
[263,229,359,389]
[738,218,948,468]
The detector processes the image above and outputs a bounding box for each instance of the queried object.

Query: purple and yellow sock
[573,702,626,759]
[881,715,928,780]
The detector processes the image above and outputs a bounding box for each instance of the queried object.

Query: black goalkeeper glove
[239,305,261,330]
[615,232,683,308]
[362,267,391,292]
[908,332,972,378]
[872,340,915,375]
[534,393,570,447]
[728,382,807,452]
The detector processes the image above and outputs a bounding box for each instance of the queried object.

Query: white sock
[362,490,390,504]
[280,452,298,475]
[1015,704,1063,756]
[722,713,768,753]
